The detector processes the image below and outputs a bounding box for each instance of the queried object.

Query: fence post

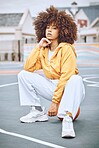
[18,40,21,61]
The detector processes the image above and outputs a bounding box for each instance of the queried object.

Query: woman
[18,6,85,138]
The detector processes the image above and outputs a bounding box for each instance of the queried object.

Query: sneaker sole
[62,134,75,138]
[62,132,75,138]
[20,114,48,123]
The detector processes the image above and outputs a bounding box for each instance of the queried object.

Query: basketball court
[0,52,99,148]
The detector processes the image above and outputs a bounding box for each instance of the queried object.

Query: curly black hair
[33,6,77,44]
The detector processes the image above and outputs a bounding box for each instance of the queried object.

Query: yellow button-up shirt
[24,42,78,104]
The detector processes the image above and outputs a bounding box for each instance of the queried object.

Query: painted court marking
[0,129,66,148]
[83,76,99,87]
[0,72,99,147]
[0,82,18,88]
[0,82,66,148]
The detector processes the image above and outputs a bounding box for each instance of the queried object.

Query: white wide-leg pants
[18,70,85,119]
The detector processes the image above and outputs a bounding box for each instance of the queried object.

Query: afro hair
[33,6,77,44]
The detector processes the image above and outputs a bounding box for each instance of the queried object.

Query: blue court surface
[0,60,99,148]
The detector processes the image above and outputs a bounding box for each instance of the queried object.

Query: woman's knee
[18,70,28,80]
[70,75,83,84]
[18,70,41,83]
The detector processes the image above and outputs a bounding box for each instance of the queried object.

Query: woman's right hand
[38,38,51,48]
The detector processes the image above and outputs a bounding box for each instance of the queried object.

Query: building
[0,9,35,61]
[79,17,99,43]
[0,2,99,62]
[58,2,99,43]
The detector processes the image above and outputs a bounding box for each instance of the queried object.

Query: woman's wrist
[36,43,42,49]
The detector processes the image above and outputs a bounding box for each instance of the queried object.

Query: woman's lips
[47,33,52,36]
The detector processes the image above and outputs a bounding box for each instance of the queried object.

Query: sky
[0,0,99,16]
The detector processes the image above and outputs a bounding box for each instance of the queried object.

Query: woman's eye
[46,25,57,29]
[52,26,57,29]
[53,27,57,29]
[46,26,50,29]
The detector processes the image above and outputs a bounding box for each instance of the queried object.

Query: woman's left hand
[48,102,58,116]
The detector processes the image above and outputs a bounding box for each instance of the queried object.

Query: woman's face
[45,23,59,41]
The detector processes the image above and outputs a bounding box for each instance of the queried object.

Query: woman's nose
[48,27,52,31]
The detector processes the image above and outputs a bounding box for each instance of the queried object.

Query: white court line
[83,76,99,84]
[0,129,66,148]
[0,82,67,148]
[0,74,18,75]
[83,76,99,87]
[87,84,99,87]
[0,82,18,88]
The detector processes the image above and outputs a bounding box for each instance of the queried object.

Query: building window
[12,53,15,61]
[82,36,87,43]
[5,53,8,61]
[93,36,96,42]
[78,19,87,28]
[25,38,27,44]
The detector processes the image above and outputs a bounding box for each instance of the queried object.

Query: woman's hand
[48,102,59,116]
[38,38,51,48]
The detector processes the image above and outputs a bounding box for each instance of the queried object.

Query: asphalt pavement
[0,56,99,148]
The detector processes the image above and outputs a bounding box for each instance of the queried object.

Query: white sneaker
[20,107,48,123]
[62,115,75,138]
